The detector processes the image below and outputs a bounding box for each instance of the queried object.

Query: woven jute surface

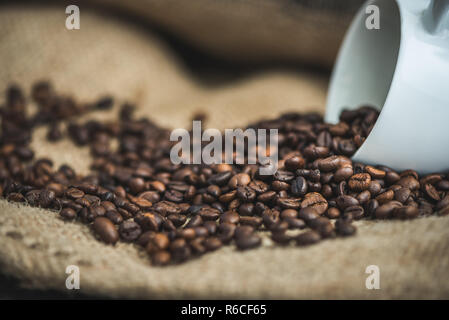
[1,3,449,299]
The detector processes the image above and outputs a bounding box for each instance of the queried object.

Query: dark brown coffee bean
[344,205,364,220]
[335,219,357,236]
[93,217,119,244]
[392,206,419,219]
[257,191,276,203]
[204,237,222,251]
[220,211,240,224]
[203,221,217,235]
[284,155,305,171]
[66,187,84,200]
[239,216,263,227]
[397,176,420,191]
[326,207,340,219]
[295,231,321,246]
[291,176,308,196]
[394,187,411,204]
[298,207,319,221]
[375,189,395,205]
[335,195,359,210]
[300,192,328,215]
[308,217,334,238]
[271,231,291,244]
[236,186,256,202]
[356,190,371,204]
[280,209,298,219]
[119,220,142,242]
[375,202,402,219]
[105,210,123,224]
[39,189,55,208]
[236,234,261,250]
[135,212,162,231]
[137,231,155,247]
[365,166,386,179]
[60,207,76,220]
[198,207,220,221]
[348,173,371,191]
[423,183,440,202]
[274,170,295,182]
[228,173,251,189]
[277,197,301,209]
[284,217,306,229]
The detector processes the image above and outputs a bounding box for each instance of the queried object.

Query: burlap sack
[1,3,448,299]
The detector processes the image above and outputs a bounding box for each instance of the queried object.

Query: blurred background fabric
[1,0,449,299]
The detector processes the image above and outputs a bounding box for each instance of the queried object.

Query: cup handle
[424,0,449,34]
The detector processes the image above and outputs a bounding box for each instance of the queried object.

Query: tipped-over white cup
[325,0,449,174]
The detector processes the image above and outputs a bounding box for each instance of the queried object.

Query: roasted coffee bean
[235,234,261,250]
[280,209,298,219]
[89,204,106,217]
[298,207,319,221]
[59,207,76,220]
[271,231,292,244]
[344,205,364,220]
[284,217,306,229]
[135,212,162,231]
[274,170,295,182]
[300,192,328,215]
[66,187,84,200]
[375,201,402,219]
[105,210,123,224]
[326,207,340,219]
[291,176,308,196]
[308,217,335,238]
[284,155,305,171]
[198,207,221,221]
[394,187,411,203]
[397,176,420,191]
[238,203,255,216]
[392,206,419,219]
[204,237,223,251]
[365,166,386,179]
[119,220,142,242]
[178,228,196,240]
[277,197,301,209]
[236,186,256,202]
[295,231,321,246]
[258,191,276,203]
[228,173,251,189]
[39,189,55,208]
[239,216,263,227]
[207,172,231,187]
[348,173,371,191]
[220,211,240,224]
[217,222,236,243]
[376,189,395,204]
[336,195,359,210]
[203,221,217,235]
[93,217,119,244]
[423,183,440,202]
[335,219,357,236]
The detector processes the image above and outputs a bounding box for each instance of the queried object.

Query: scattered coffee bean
[2,83,446,266]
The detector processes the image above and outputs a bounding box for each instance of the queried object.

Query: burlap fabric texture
[0,2,448,299]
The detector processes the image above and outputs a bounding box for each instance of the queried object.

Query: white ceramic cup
[325,0,449,174]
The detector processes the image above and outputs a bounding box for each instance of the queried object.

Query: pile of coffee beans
[1,82,448,266]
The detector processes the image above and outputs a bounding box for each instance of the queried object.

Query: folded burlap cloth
[1,1,448,299]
